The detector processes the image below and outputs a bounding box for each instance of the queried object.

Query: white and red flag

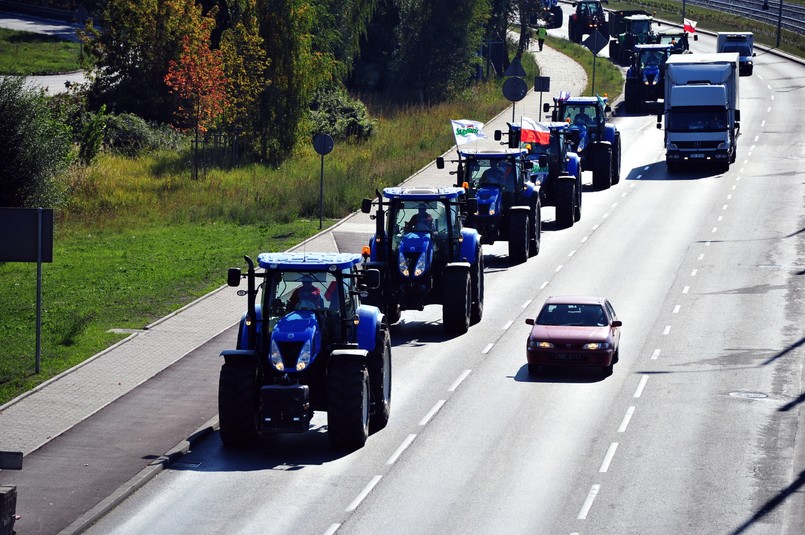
[519,116,551,145]
[451,119,487,145]
[683,18,697,33]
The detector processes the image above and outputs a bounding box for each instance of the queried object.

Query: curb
[57,416,220,535]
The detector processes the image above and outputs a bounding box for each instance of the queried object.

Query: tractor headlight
[296,339,312,371]
[583,342,611,350]
[270,339,285,371]
[398,251,409,276]
[414,253,427,277]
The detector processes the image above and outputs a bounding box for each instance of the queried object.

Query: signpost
[582,30,609,95]
[503,57,528,123]
[534,76,551,119]
[312,133,334,230]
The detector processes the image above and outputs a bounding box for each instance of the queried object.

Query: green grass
[609,0,804,58]
[0,28,82,75]
[0,51,539,406]
[546,37,625,101]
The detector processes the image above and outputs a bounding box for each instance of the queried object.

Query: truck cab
[717,32,755,76]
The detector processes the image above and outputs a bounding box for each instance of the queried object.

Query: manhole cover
[729,391,768,399]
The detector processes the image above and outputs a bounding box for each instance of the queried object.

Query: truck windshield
[722,44,751,56]
[667,108,728,132]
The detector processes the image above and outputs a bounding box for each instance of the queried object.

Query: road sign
[313,132,334,156]
[583,29,609,55]
[502,77,528,102]
[503,57,527,78]
[0,207,53,262]
[534,76,550,93]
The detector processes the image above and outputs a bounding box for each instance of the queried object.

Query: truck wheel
[218,360,259,447]
[369,327,391,433]
[328,359,370,450]
[624,79,639,114]
[528,203,541,257]
[443,269,471,335]
[556,178,575,229]
[611,132,622,184]
[508,211,529,264]
[470,250,484,325]
[592,145,613,191]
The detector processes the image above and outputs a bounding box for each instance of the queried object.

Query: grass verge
[0,28,81,75]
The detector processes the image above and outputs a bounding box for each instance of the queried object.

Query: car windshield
[537,303,608,327]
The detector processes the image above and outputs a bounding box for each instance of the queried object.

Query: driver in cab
[405,203,436,234]
[481,159,508,187]
[287,274,324,310]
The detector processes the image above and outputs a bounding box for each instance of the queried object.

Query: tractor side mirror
[693,35,698,41]
[361,198,373,214]
[227,268,242,287]
[494,130,503,141]
[362,268,381,289]
[538,155,548,168]
[436,156,445,169]
[523,160,533,170]
[543,103,551,113]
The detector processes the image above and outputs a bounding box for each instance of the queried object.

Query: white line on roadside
[419,400,446,426]
[682,286,689,294]
[673,305,681,314]
[618,406,636,432]
[634,376,649,398]
[323,524,341,535]
[599,443,619,472]
[503,320,513,330]
[448,370,472,391]
[663,325,671,335]
[345,475,382,512]
[651,348,661,360]
[386,434,417,465]
[481,343,494,354]
[577,484,601,519]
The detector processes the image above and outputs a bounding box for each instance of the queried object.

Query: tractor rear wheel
[574,173,583,222]
[328,359,370,450]
[369,327,391,433]
[592,144,613,191]
[528,203,541,257]
[218,360,259,447]
[508,210,529,264]
[556,178,575,229]
[470,250,484,325]
[443,269,471,335]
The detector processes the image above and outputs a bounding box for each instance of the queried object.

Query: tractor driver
[287,274,324,310]
[405,203,436,233]
[573,108,592,126]
[481,159,509,188]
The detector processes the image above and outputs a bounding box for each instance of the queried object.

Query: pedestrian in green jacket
[537,25,547,51]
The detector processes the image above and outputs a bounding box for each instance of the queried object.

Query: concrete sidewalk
[0,32,586,535]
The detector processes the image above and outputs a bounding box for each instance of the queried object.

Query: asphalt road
[81,22,805,535]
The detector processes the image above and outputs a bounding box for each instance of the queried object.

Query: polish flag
[520,116,550,145]
[683,18,697,33]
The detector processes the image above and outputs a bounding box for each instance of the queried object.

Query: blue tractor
[437,148,541,263]
[360,187,484,335]
[625,44,671,113]
[544,94,622,191]
[219,253,391,450]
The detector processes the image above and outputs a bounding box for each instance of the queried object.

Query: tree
[0,77,71,208]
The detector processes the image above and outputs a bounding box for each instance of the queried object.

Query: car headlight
[583,342,611,350]
[528,339,554,349]
[270,338,285,371]
[296,339,311,371]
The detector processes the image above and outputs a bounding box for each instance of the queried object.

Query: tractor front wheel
[556,178,575,229]
[592,144,613,191]
[328,358,370,450]
[470,250,484,325]
[218,360,259,447]
[508,210,529,264]
[443,269,471,335]
[369,327,391,433]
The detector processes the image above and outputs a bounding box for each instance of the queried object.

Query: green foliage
[79,104,107,166]
[104,113,184,157]
[0,76,72,207]
[309,85,376,143]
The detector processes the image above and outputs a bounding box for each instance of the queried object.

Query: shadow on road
[511,363,607,383]
[730,470,805,535]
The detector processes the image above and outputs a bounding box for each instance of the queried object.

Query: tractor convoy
[217,4,752,451]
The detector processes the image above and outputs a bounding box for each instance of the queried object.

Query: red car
[525,296,622,376]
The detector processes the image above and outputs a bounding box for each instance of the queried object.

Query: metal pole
[592,53,597,95]
[319,153,324,229]
[682,0,686,23]
[36,208,42,374]
[776,0,783,48]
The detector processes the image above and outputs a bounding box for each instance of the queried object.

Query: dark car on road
[525,296,621,376]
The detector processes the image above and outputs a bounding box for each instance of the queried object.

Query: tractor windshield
[265,270,344,319]
[629,19,651,35]
[561,104,601,127]
[640,50,667,67]
[467,158,516,191]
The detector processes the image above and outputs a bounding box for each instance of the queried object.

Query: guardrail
[682,0,804,35]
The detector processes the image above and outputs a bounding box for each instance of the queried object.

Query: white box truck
[717,32,755,76]
[657,53,740,173]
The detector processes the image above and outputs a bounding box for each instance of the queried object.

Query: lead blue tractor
[219,253,391,451]
[361,187,484,335]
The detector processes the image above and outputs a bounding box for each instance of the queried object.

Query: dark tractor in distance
[625,44,672,113]
[219,253,391,451]
[438,148,541,264]
[608,10,660,66]
[361,187,484,335]
[568,0,609,44]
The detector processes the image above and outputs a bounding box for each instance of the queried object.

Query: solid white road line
[419,399,446,426]
[386,434,417,465]
[345,475,382,512]
[577,484,601,519]
[599,443,619,473]
[618,406,636,433]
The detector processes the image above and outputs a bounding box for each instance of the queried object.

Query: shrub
[104,113,184,157]
[309,85,376,143]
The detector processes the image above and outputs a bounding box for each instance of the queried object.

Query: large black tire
[470,250,484,325]
[442,269,471,335]
[574,173,583,222]
[218,360,259,447]
[568,20,578,43]
[624,78,639,114]
[612,132,622,184]
[369,327,391,433]
[608,41,619,63]
[592,144,613,191]
[550,6,563,29]
[385,302,401,325]
[555,178,575,229]
[508,210,529,264]
[528,202,541,257]
[328,359,370,450]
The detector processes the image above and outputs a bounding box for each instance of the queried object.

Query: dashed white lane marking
[754,135,759,142]
[387,434,417,465]
[618,406,636,432]
[592,224,600,230]
[599,443,619,473]
[569,250,576,257]
[750,145,756,152]
[522,299,532,308]
[673,305,681,314]
[577,484,601,519]
[503,320,513,330]
[663,325,671,335]
[481,343,494,354]
[722,204,728,211]
[419,400,446,426]
[743,159,749,165]
[345,475,382,512]
[712,227,718,233]
[611,202,618,208]
[581,236,589,243]
[691,269,697,276]
[448,369,472,391]
[651,348,661,360]
[698,253,705,260]
[732,184,737,190]
[736,176,741,181]
[603,212,610,219]
[556,264,564,272]
[633,376,649,398]
[767,84,772,90]
[767,107,772,113]
[727,194,732,200]
[758,74,764,80]
[705,241,711,246]
[761,120,766,127]
[717,216,723,222]
[540,281,549,290]
[770,94,775,101]
[324,523,340,535]
[682,286,689,294]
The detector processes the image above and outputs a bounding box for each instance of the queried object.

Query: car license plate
[554,353,583,361]
[690,153,705,159]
